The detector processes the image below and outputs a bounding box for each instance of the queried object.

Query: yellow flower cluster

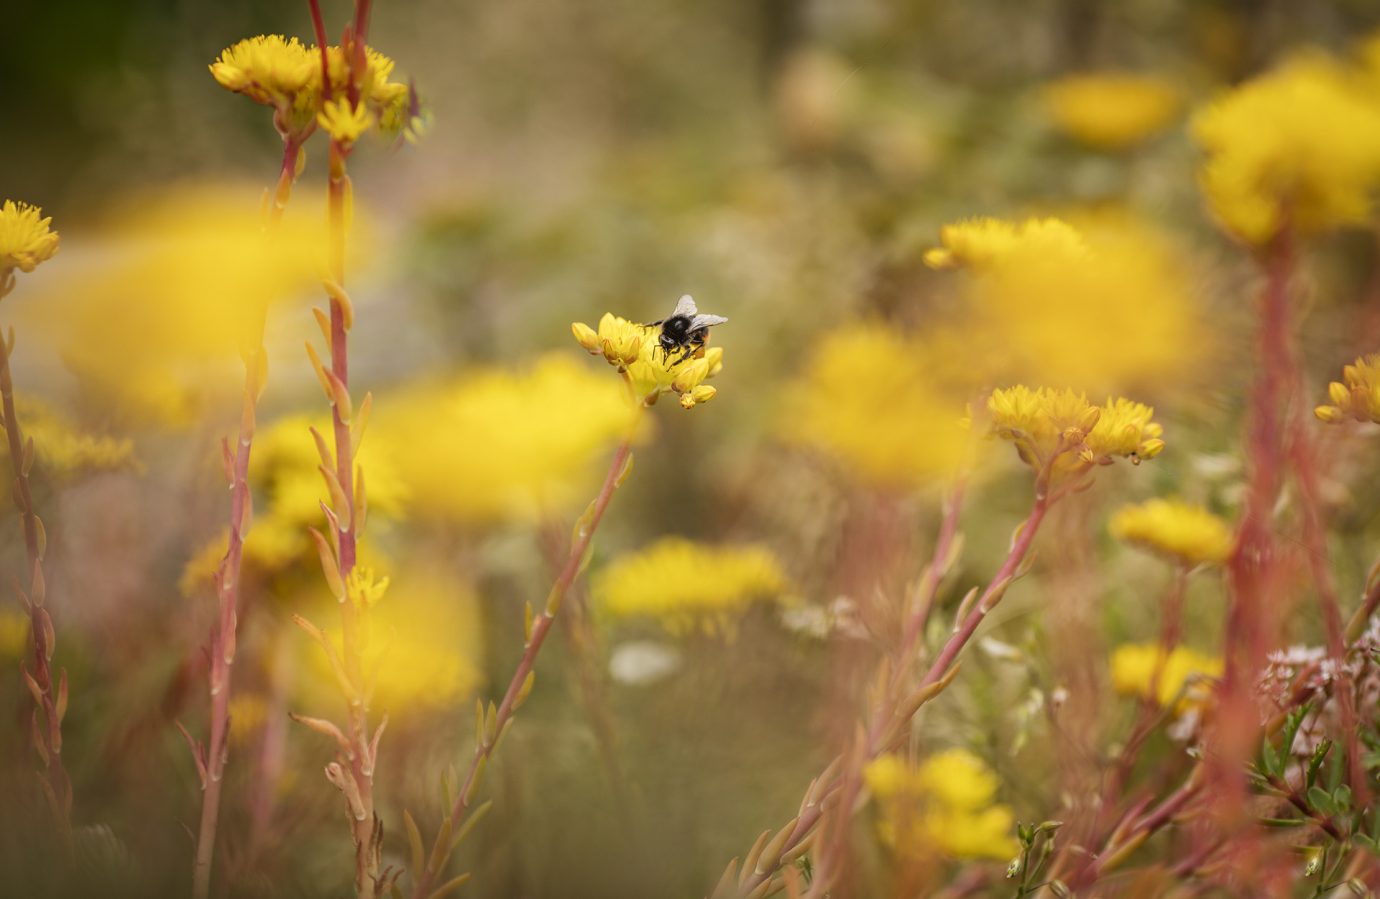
[1110,498,1234,567]
[864,749,1019,860]
[1,396,136,480]
[210,35,415,143]
[1110,643,1222,710]
[298,566,482,712]
[23,184,330,425]
[180,411,408,592]
[572,309,722,408]
[592,538,789,633]
[1194,54,1380,244]
[927,215,1204,393]
[923,217,1087,272]
[1042,73,1181,151]
[381,354,640,524]
[0,200,60,282]
[987,386,1164,475]
[777,324,971,491]
[1315,354,1380,424]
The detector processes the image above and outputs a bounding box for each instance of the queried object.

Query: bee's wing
[689,313,728,330]
[672,294,698,318]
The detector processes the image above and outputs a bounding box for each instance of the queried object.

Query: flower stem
[732,464,1058,898]
[0,314,72,851]
[409,419,642,899]
[189,135,301,899]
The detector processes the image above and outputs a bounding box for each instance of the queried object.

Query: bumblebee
[649,295,727,366]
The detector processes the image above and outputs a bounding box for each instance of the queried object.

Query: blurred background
[4,0,1380,896]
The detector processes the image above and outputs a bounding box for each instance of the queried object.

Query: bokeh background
[4,0,1380,896]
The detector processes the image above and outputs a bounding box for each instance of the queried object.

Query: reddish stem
[0,324,71,847]
[740,469,1055,897]
[409,428,640,899]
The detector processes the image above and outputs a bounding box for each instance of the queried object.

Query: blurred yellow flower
[864,749,1019,860]
[1193,53,1380,244]
[299,566,481,712]
[929,215,1204,393]
[777,324,970,491]
[0,200,60,281]
[1,396,135,478]
[1111,643,1222,710]
[988,386,1163,473]
[572,307,723,409]
[381,354,638,524]
[592,537,789,633]
[346,566,390,610]
[317,97,376,145]
[182,409,407,594]
[21,184,335,425]
[251,411,407,533]
[1315,353,1380,424]
[228,693,269,746]
[1042,73,1181,151]
[923,217,1086,271]
[1110,498,1233,567]
[0,610,27,660]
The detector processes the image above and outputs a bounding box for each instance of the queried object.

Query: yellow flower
[21,183,336,425]
[573,304,724,408]
[317,97,377,145]
[1111,643,1223,710]
[928,215,1205,393]
[777,324,971,491]
[864,750,1019,860]
[592,538,789,633]
[211,35,321,136]
[1315,354,1380,424]
[987,386,1163,474]
[346,566,390,610]
[1110,498,1234,566]
[1193,53,1380,244]
[1,396,135,479]
[1042,73,1181,151]
[380,354,639,524]
[0,200,60,280]
[211,37,415,143]
[298,565,482,712]
[923,217,1086,271]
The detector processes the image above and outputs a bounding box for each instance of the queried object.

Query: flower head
[1,396,135,482]
[923,217,1086,271]
[211,35,321,136]
[346,566,390,610]
[1110,498,1234,567]
[987,386,1163,476]
[592,538,789,634]
[1042,73,1181,151]
[1111,643,1222,711]
[211,36,417,144]
[317,97,377,146]
[1193,53,1380,244]
[297,566,482,713]
[0,200,60,283]
[864,749,1019,860]
[927,215,1205,393]
[778,324,971,491]
[573,304,724,408]
[1315,354,1380,424]
[381,354,640,524]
